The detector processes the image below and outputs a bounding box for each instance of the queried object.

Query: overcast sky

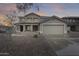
[0,3,79,17]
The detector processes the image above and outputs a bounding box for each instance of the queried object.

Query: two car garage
[42,24,64,35]
[40,17,66,35]
[43,25,64,34]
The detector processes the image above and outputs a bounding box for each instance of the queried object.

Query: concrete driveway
[56,43,79,56]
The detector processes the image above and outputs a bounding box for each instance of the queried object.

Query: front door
[33,25,39,31]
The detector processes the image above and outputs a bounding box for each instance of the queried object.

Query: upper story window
[33,18,39,22]
[27,17,32,19]
[23,17,39,22]
[72,19,75,22]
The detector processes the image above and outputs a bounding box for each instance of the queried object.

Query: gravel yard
[0,33,76,56]
[9,35,57,56]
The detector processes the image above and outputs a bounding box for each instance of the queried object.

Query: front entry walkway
[11,31,39,36]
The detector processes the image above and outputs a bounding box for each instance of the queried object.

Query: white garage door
[43,25,64,34]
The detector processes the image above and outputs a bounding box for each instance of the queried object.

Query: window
[33,18,38,22]
[27,17,32,19]
[25,25,30,31]
[22,19,25,22]
[73,19,75,22]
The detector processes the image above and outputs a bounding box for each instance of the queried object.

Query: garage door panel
[43,25,64,34]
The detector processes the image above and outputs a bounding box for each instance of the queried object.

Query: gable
[19,13,41,23]
[46,18,63,23]
[42,16,65,24]
[24,13,40,18]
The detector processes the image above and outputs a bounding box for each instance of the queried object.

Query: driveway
[56,43,79,56]
[43,34,79,56]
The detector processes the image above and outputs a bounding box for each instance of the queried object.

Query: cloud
[36,11,48,16]
[49,3,77,17]
[50,3,64,13]
[0,3,17,15]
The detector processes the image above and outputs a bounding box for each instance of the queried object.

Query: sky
[0,3,79,17]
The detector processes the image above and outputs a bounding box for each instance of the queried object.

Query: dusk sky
[0,3,79,17]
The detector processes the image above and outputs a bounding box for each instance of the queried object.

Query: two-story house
[13,13,68,35]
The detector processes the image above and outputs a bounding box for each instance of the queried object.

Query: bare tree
[16,3,40,12]
[16,3,33,12]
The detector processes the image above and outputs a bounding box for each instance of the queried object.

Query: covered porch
[15,23,40,32]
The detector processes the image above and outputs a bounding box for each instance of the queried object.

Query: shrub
[33,34,38,38]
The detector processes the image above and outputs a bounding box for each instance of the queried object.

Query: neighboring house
[13,13,68,35]
[62,17,79,32]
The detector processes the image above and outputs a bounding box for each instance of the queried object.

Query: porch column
[64,24,67,34]
[23,25,25,32]
[18,25,20,32]
[16,25,20,32]
[30,25,33,32]
[14,25,18,32]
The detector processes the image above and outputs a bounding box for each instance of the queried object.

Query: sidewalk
[56,43,79,56]
[43,34,79,40]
